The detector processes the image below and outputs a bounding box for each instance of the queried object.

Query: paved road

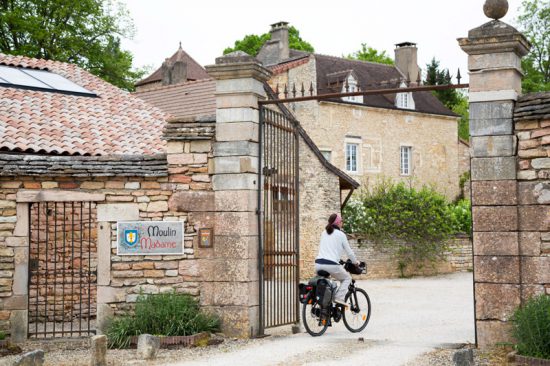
[171,272,475,366]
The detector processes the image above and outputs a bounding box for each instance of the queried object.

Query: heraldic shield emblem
[124,229,139,248]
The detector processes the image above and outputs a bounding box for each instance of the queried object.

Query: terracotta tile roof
[136,45,210,87]
[0,53,167,156]
[134,78,216,120]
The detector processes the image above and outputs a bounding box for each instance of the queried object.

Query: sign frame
[116,220,185,256]
[198,228,214,248]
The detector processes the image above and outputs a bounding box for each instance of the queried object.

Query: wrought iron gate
[28,201,97,338]
[258,106,300,332]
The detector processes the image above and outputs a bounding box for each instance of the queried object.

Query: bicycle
[299,259,371,337]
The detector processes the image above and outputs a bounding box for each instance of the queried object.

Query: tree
[425,58,469,141]
[346,43,394,65]
[0,0,145,91]
[223,26,314,56]
[517,0,550,92]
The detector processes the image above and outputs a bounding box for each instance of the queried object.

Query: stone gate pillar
[205,52,271,337]
[458,1,531,346]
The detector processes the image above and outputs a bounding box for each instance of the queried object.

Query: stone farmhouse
[258,22,463,199]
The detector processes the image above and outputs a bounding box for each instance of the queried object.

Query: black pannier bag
[315,278,333,308]
[298,283,311,304]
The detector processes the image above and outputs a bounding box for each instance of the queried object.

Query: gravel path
[0,272,475,366]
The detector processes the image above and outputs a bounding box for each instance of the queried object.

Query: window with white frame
[395,82,415,110]
[320,150,332,163]
[342,75,363,103]
[400,146,412,175]
[346,143,358,173]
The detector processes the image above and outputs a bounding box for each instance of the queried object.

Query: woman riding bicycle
[315,213,360,306]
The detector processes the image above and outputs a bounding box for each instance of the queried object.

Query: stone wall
[298,133,341,279]
[514,92,550,301]
[349,235,472,279]
[0,123,213,340]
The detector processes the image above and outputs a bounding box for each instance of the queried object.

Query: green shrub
[343,181,471,275]
[447,199,472,234]
[512,294,550,359]
[106,292,220,349]
[0,331,6,340]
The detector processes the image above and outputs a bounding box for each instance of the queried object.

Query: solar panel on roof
[0,65,96,97]
[0,65,52,89]
[22,68,93,95]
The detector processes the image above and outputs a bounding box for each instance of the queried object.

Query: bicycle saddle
[316,270,330,278]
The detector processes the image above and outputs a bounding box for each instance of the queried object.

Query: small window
[346,143,358,173]
[320,150,332,163]
[400,146,412,175]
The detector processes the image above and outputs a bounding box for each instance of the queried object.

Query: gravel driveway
[170,271,475,366]
[0,272,474,366]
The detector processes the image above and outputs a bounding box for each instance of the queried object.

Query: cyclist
[315,213,360,306]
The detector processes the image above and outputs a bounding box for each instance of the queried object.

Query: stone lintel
[16,190,105,203]
[471,180,517,206]
[471,157,516,181]
[168,191,215,212]
[471,135,516,157]
[97,203,139,222]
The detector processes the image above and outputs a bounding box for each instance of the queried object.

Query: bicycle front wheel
[302,293,329,337]
[343,288,371,333]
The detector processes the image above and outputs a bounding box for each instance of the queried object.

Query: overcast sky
[120,0,524,83]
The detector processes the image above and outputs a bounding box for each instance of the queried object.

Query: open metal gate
[28,201,97,338]
[258,106,300,332]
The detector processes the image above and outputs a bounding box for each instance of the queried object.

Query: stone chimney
[394,42,420,84]
[161,43,188,86]
[257,21,290,66]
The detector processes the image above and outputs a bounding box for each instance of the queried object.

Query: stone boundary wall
[348,235,472,279]
[514,92,550,302]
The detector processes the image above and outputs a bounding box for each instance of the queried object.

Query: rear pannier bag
[315,278,333,308]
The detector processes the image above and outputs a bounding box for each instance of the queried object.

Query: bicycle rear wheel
[302,293,329,336]
[343,288,371,333]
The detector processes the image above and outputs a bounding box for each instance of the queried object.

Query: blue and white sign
[117,221,184,255]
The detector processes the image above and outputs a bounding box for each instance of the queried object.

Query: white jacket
[316,228,357,264]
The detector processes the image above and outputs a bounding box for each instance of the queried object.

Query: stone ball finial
[484,0,509,20]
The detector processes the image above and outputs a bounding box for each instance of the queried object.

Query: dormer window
[326,70,363,104]
[342,75,363,103]
[395,82,415,110]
